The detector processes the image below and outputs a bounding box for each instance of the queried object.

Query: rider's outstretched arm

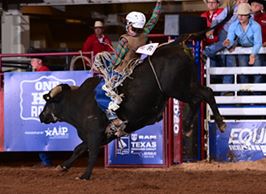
[144,0,162,35]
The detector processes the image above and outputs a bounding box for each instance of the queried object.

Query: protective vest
[116,33,147,71]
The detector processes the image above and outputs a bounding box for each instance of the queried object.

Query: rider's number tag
[136,43,159,56]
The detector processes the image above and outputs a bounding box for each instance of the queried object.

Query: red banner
[0,88,4,151]
[173,99,183,163]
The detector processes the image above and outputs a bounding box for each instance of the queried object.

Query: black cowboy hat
[249,0,266,7]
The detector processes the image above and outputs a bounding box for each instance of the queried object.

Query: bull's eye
[43,94,51,101]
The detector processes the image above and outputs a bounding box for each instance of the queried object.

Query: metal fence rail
[0,51,93,88]
[205,47,266,161]
[206,47,266,117]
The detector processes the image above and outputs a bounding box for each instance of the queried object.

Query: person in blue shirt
[205,0,249,55]
[223,2,262,84]
[204,0,248,86]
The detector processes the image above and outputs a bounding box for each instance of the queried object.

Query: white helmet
[126,11,146,29]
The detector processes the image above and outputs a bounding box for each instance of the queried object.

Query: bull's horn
[70,86,79,90]
[49,85,62,98]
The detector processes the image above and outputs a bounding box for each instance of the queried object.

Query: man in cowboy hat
[204,0,249,87]
[224,3,262,83]
[204,0,250,58]
[250,0,266,46]
[82,20,113,58]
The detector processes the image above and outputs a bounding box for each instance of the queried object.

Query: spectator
[201,0,224,83]
[31,58,49,72]
[82,20,113,59]
[31,58,52,166]
[223,3,263,84]
[250,0,266,81]
[205,0,249,56]
[204,0,248,86]
[250,0,266,46]
[201,0,223,46]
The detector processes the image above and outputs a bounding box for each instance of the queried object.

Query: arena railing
[205,47,266,118]
[205,47,266,161]
[0,51,93,88]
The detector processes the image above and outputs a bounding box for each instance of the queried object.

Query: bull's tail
[178,1,235,43]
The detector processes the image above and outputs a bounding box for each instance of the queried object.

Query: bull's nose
[39,112,54,124]
[39,116,44,123]
[39,112,45,123]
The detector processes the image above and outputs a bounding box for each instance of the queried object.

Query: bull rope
[69,51,91,71]
[79,50,87,70]
[148,56,164,94]
[93,51,165,109]
[146,40,180,94]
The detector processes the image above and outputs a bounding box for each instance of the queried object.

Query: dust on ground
[0,156,265,194]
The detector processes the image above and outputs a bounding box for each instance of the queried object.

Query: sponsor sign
[172,99,183,163]
[4,71,91,151]
[107,121,165,165]
[173,99,181,135]
[209,122,266,161]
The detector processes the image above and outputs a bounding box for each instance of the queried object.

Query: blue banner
[107,121,165,165]
[4,71,92,151]
[209,122,266,161]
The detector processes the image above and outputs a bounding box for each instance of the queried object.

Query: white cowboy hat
[94,21,104,28]
[203,0,221,5]
[237,3,251,15]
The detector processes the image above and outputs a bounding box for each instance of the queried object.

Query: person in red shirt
[201,0,224,85]
[31,57,52,166]
[201,0,223,45]
[250,0,266,46]
[82,20,113,59]
[31,58,50,72]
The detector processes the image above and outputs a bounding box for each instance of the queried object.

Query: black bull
[39,40,226,179]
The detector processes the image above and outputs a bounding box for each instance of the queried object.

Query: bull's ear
[61,84,71,91]
[43,94,51,101]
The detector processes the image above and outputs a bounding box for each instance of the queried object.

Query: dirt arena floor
[0,152,265,194]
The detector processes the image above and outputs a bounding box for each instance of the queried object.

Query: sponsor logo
[20,75,75,121]
[131,141,157,151]
[138,135,157,140]
[116,136,130,155]
[228,127,266,155]
[45,126,69,139]
[173,99,180,134]
[24,131,44,135]
[115,134,159,158]
[131,133,138,141]
[130,134,157,157]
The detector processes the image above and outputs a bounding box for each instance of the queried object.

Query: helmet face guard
[126,21,131,32]
[125,11,146,31]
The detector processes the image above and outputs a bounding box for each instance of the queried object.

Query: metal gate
[205,47,266,161]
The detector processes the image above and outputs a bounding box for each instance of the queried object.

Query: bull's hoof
[55,165,68,172]
[218,122,227,133]
[76,174,91,180]
[74,176,89,181]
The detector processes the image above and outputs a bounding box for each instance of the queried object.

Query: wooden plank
[209,67,266,75]
[210,84,266,92]
[207,106,266,116]
[215,96,266,104]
